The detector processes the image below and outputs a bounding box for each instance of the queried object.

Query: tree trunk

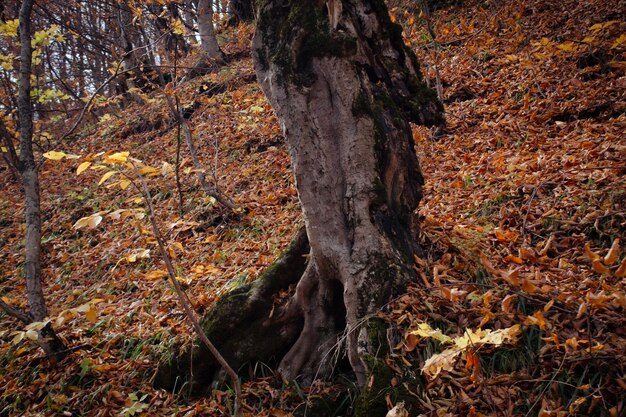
[16,0,67,360]
[156,0,442,394]
[116,1,145,104]
[228,0,255,24]
[252,0,442,384]
[197,0,225,61]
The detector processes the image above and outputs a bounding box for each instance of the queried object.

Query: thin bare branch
[133,165,242,417]
[0,299,31,324]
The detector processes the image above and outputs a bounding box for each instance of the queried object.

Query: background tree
[197,0,225,62]
[0,0,66,359]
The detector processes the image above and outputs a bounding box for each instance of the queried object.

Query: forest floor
[0,0,624,416]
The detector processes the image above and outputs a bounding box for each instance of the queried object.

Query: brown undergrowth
[0,1,624,416]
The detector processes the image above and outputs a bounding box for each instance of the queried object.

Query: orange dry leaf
[479,252,500,276]
[519,247,537,263]
[465,352,481,382]
[521,279,538,294]
[615,257,626,278]
[604,238,620,265]
[482,291,493,306]
[538,234,555,256]
[501,294,517,313]
[504,255,524,264]
[585,243,600,261]
[501,268,520,286]
[495,228,518,242]
[586,291,612,308]
[592,259,611,275]
[404,333,419,352]
[525,310,547,329]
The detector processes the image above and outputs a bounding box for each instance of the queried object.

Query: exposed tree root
[154,226,309,394]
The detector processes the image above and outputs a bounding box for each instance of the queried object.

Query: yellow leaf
[410,323,453,344]
[74,302,91,313]
[73,214,103,230]
[25,329,39,340]
[144,270,168,280]
[76,161,91,175]
[11,332,25,344]
[161,162,173,176]
[98,170,116,185]
[171,19,185,35]
[126,249,150,263]
[0,19,19,37]
[85,306,97,323]
[476,325,521,345]
[119,179,131,190]
[604,238,620,265]
[43,151,67,160]
[107,209,126,220]
[105,151,129,164]
[421,347,461,378]
[138,166,159,176]
[204,265,221,274]
[611,34,626,49]
[557,42,577,52]
[24,320,49,331]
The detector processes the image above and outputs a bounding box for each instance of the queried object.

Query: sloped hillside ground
[0,0,624,416]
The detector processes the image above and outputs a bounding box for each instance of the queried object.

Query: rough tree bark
[228,0,255,24]
[155,0,442,399]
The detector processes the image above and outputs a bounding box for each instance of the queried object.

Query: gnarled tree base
[154,227,309,394]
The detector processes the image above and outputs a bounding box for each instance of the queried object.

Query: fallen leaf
[73,214,103,230]
[615,257,626,278]
[504,255,524,264]
[76,161,91,175]
[604,238,620,265]
[592,259,610,275]
[43,151,68,160]
[585,243,600,261]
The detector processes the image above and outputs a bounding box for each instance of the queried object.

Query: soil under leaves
[1,0,624,416]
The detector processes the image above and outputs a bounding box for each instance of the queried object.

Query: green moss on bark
[154,228,309,394]
[355,355,418,417]
[256,1,356,86]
